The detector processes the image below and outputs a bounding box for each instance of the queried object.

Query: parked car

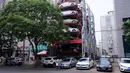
[119,58,130,72]
[14,57,23,66]
[100,55,111,60]
[5,57,23,66]
[60,57,77,69]
[76,58,94,70]
[59,2,77,8]
[42,57,59,67]
[68,28,80,32]
[57,56,66,61]
[63,19,78,24]
[96,59,112,72]
[40,57,46,64]
[62,10,78,16]
[99,57,110,61]
[74,56,82,60]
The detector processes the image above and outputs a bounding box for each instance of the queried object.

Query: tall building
[88,11,97,58]
[114,0,130,57]
[100,11,117,56]
[0,0,12,8]
[0,0,6,8]
[52,0,97,58]
[97,40,102,55]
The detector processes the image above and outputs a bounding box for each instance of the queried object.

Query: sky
[87,0,114,45]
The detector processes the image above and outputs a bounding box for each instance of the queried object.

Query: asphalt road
[0,64,120,73]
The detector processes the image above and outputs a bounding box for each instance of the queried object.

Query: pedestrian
[56,61,61,70]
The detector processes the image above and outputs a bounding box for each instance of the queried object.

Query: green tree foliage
[0,0,70,59]
[122,20,130,42]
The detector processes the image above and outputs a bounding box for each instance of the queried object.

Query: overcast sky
[87,0,114,44]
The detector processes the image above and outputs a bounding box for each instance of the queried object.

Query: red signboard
[70,39,82,44]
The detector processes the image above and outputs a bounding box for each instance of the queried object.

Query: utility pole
[82,0,87,58]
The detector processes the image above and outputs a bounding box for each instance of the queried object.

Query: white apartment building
[0,0,6,8]
[100,11,118,56]
[113,0,130,57]
[0,0,12,8]
[97,40,102,56]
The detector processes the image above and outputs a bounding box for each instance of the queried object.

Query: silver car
[60,57,77,69]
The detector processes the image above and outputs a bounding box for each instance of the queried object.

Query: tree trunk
[28,39,34,54]
[29,38,40,67]
[28,39,35,67]
[34,37,38,67]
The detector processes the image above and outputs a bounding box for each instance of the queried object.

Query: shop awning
[37,50,47,55]
[70,39,82,44]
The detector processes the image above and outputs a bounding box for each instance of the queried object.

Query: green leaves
[0,0,70,43]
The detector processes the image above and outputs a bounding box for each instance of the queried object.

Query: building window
[123,17,130,22]
[110,50,112,53]
[106,16,111,26]
[108,27,112,30]
[91,25,93,28]
[90,18,93,22]
[91,30,94,34]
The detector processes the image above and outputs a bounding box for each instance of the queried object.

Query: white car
[68,28,80,32]
[40,57,46,64]
[42,57,59,67]
[62,10,78,16]
[59,2,77,8]
[119,58,130,72]
[76,58,94,70]
[63,19,78,24]
[6,57,23,66]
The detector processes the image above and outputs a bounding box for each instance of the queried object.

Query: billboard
[29,44,48,53]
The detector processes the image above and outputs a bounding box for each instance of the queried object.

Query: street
[0,63,120,73]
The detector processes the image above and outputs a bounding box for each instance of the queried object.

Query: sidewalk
[22,61,42,68]
[0,63,3,66]
[0,61,45,70]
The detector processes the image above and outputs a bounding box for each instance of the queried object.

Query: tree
[0,0,70,65]
[0,8,17,57]
[122,20,130,42]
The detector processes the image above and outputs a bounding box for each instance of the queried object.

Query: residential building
[97,40,102,55]
[113,0,130,57]
[88,11,97,58]
[96,47,101,58]
[0,0,6,8]
[0,0,13,8]
[100,11,117,56]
